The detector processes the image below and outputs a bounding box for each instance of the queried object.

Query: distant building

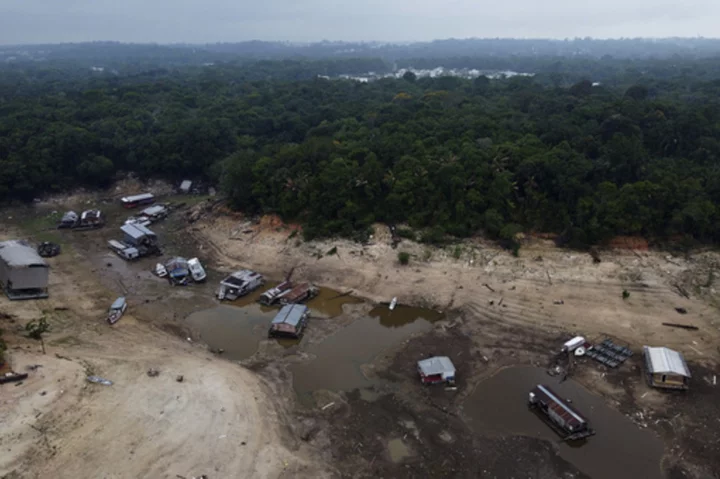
[0,240,49,300]
[643,346,691,390]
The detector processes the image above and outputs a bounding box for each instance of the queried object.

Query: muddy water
[306,287,363,317]
[464,367,664,479]
[185,305,274,360]
[290,308,442,402]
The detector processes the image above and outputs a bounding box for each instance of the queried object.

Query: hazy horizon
[1,0,719,45]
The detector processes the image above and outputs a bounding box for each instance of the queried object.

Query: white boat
[389,297,398,310]
[154,263,168,278]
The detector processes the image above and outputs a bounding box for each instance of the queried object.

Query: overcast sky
[1,0,718,45]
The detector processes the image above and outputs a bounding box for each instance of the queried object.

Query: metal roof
[141,205,166,216]
[271,304,308,327]
[417,356,455,376]
[0,241,48,268]
[111,297,126,310]
[121,193,154,203]
[121,223,156,239]
[643,346,691,377]
[180,180,192,190]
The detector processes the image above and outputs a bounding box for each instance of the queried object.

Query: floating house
[528,384,595,441]
[643,346,691,390]
[417,356,456,385]
[268,304,309,338]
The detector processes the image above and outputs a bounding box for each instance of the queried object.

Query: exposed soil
[2,188,720,478]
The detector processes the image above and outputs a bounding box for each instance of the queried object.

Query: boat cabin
[121,193,155,209]
[107,297,127,324]
[268,304,309,338]
[528,384,595,440]
[217,270,265,300]
[259,280,293,305]
[279,282,318,305]
[417,356,456,385]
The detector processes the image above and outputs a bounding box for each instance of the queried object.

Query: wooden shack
[643,346,691,390]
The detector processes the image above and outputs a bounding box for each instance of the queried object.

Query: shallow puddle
[387,438,412,463]
[290,307,442,402]
[306,286,363,317]
[369,304,444,327]
[185,305,274,360]
[464,367,664,479]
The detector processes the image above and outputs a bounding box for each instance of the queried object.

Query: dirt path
[0,234,329,479]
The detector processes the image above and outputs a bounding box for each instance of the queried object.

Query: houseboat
[121,193,155,209]
[217,270,265,301]
[528,384,595,441]
[268,304,309,339]
[259,279,293,306]
[279,282,318,305]
[417,356,456,385]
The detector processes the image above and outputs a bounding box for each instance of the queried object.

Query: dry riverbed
[1,188,720,478]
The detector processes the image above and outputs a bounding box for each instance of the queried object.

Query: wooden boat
[107,297,127,325]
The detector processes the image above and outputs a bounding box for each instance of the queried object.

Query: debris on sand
[553,299,564,305]
[661,323,699,331]
[87,376,113,386]
[147,368,160,377]
[176,375,184,383]
[675,307,688,314]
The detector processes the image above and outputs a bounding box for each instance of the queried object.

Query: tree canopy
[3,56,720,246]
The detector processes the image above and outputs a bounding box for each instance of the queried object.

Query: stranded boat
[268,304,310,339]
[528,384,595,441]
[217,270,265,301]
[107,297,127,325]
[279,282,319,305]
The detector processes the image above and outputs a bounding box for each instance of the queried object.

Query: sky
[1,0,719,45]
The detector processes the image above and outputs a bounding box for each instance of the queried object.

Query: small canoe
[389,297,398,310]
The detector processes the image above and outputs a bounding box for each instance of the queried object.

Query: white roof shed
[417,356,456,379]
[643,346,691,377]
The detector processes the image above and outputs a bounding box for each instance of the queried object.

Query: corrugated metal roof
[141,205,166,216]
[0,241,48,268]
[643,346,691,377]
[417,356,455,376]
[121,193,154,203]
[271,304,308,327]
[121,223,156,239]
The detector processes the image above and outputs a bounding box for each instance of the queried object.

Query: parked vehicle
[187,257,207,282]
[107,297,127,324]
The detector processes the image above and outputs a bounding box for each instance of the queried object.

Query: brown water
[464,367,664,479]
[290,308,443,402]
[368,304,444,327]
[185,305,274,360]
[305,286,363,317]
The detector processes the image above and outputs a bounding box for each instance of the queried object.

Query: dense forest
[2,48,720,247]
